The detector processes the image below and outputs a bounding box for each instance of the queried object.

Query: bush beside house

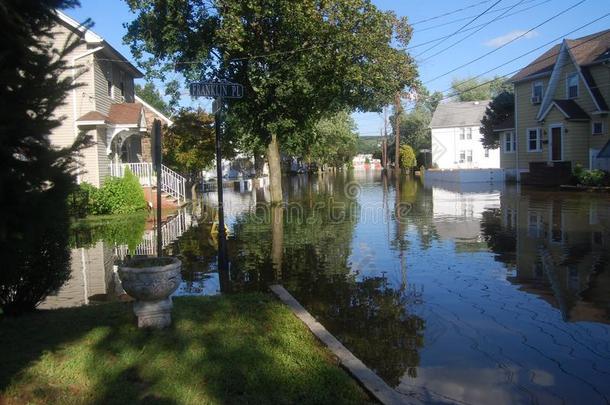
[72,169,148,216]
[573,165,609,187]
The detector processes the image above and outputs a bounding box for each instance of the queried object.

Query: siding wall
[431,126,500,169]
[48,21,95,149]
[514,53,610,172]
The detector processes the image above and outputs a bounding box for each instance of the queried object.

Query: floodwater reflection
[41,171,610,404]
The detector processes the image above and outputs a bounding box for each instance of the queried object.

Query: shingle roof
[107,103,144,125]
[76,103,145,126]
[76,111,109,123]
[552,99,590,120]
[430,100,491,128]
[511,28,610,83]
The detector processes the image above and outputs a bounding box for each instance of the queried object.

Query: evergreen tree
[480,91,514,149]
[0,0,91,314]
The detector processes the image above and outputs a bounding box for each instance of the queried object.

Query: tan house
[49,11,183,201]
[498,29,610,183]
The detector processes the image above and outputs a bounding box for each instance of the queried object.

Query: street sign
[419,149,431,153]
[189,81,244,99]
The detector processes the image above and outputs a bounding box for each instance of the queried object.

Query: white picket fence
[109,162,186,204]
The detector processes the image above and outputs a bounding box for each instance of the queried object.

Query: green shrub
[72,169,147,216]
[573,164,607,187]
[96,169,147,214]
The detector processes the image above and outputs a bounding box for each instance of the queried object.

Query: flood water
[44,171,610,404]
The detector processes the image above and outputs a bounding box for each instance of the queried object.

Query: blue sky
[67,0,610,136]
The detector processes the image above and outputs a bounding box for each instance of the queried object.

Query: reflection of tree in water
[229,173,425,386]
[480,208,517,265]
[170,223,218,285]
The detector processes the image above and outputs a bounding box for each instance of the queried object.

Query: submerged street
[47,172,610,404]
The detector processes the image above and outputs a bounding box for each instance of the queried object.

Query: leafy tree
[389,85,441,166]
[0,0,92,314]
[286,111,358,168]
[451,76,510,101]
[480,91,514,149]
[135,82,170,115]
[124,0,418,203]
[135,80,181,117]
[400,145,416,170]
[163,108,236,190]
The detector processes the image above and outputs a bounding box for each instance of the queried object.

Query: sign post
[152,119,163,257]
[189,81,244,274]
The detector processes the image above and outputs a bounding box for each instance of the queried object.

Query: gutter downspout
[71,46,104,184]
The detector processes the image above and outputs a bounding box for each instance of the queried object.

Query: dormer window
[532,81,543,104]
[567,73,578,98]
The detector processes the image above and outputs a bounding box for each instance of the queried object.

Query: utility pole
[394,92,401,172]
[383,107,388,170]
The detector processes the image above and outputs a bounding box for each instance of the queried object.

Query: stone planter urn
[118,257,182,329]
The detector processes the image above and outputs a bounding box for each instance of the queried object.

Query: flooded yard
[45,172,610,404]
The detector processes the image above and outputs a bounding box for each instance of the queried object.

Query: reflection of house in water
[425,180,502,250]
[41,209,195,309]
[40,242,116,309]
[500,190,610,323]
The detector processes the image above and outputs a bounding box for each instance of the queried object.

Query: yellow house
[498,29,610,183]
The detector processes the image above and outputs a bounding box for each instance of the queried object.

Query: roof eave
[510,71,552,84]
[100,44,144,78]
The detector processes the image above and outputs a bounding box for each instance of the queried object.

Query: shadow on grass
[0,294,371,404]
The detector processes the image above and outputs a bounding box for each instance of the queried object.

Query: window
[504,131,515,153]
[592,121,604,135]
[532,81,544,102]
[527,128,541,152]
[466,150,473,163]
[459,150,466,163]
[567,73,578,98]
[466,128,472,140]
[484,149,489,158]
[107,80,112,97]
[459,128,465,140]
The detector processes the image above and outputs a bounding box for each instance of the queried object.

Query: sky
[67,0,610,136]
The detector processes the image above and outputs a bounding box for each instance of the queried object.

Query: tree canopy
[135,80,181,117]
[480,91,514,149]
[450,76,511,102]
[124,0,418,201]
[388,85,442,165]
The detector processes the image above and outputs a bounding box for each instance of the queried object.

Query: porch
[109,162,186,205]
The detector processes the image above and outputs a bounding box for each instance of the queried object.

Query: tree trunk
[267,133,282,204]
[270,205,284,280]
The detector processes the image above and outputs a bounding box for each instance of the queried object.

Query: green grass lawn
[0,294,371,405]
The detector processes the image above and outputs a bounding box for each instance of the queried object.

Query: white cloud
[484,30,539,47]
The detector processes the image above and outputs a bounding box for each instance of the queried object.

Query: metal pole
[153,120,163,257]
[214,96,229,274]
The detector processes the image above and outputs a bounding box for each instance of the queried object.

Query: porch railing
[109,162,186,204]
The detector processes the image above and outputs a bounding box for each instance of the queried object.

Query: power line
[419,0,526,63]
[406,0,551,51]
[414,0,544,33]
[438,27,610,102]
[415,0,503,58]
[424,0,587,85]
[438,13,610,96]
[411,0,495,26]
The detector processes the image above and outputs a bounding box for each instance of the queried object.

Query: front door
[550,126,562,161]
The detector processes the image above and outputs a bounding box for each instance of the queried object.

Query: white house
[430,101,500,169]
